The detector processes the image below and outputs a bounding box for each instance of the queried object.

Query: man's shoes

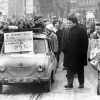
[63,67,67,70]
[78,84,84,88]
[66,74,67,77]
[74,74,77,78]
[64,84,73,89]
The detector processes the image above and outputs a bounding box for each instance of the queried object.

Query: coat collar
[70,24,78,30]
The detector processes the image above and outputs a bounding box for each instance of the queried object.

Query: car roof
[33,32,47,39]
[3,30,48,39]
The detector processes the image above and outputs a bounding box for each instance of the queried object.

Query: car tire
[51,71,55,83]
[0,83,2,94]
[97,85,100,95]
[44,79,51,92]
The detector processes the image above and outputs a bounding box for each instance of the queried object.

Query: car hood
[0,53,49,67]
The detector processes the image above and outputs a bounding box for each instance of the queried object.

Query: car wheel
[44,79,51,92]
[51,71,55,83]
[97,85,100,95]
[0,83,2,93]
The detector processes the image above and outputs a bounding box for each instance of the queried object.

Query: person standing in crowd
[45,24,58,58]
[17,19,26,31]
[90,19,95,34]
[53,20,63,64]
[32,15,45,33]
[52,16,58,22]
[61,15,88,89]
[91,23,100,39]
[2,22,10,33]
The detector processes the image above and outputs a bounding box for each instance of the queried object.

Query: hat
[34,16,43,22]
[52,16,58,20]
[46,24,54,31]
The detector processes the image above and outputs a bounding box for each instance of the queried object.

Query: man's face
[67,20,76,28]
[4,24,8,29]
[54,22,60,29]
[52,17,58,22]
[95,26,100,34]
[35,18,43,24]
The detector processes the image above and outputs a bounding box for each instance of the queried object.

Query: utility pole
[97,1,100,22]
[24,0,26,21]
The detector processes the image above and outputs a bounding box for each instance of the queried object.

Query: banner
[4,31,33,53]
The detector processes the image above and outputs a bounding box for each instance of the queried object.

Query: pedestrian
[2,22,10,33]
[32,15,45,33]
[45,24,58,58]
[52,20,63,64]
[17,19,27,31]
[52,16,58,22]
[90,22,100,39]
[90,19,95,34]
[61,15,88,89]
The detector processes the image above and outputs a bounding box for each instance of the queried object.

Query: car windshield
[2,38,46,54]
[33,38,46,53]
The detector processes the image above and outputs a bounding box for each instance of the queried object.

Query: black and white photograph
[0,0,100,100]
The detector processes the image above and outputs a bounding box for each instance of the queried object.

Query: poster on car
[4,31,33,53]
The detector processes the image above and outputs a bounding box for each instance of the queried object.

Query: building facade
[0,0,8,15]
[8,0,24,19]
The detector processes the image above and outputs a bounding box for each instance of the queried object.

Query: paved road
[39,60,100,100]
[0,54,100,100]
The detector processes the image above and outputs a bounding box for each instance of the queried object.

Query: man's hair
[67,15,78,24]
[52,20,59,26]
[52,16,58,20]
[34,15,43,22]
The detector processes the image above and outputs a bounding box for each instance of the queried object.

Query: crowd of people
[1,13,100,89]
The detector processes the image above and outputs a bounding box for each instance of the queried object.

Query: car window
[33,38,46,53]
[1,38,47,54]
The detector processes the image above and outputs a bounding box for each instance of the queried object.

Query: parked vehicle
[0,31,57,93]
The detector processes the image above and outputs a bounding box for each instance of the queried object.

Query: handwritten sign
[89,39,97,50]
[4,31,33,53]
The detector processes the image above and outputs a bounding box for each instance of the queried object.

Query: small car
[0,31,57,93]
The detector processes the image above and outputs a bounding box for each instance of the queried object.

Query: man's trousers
[67,66,84,86]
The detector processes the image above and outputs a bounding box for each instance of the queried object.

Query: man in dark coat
[32,15,45,33]
[61,15,88,89]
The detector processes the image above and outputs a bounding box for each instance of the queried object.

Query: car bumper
[0,77,50,84]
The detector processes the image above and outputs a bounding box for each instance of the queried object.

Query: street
[0,0,100,100]
[0,55,99,100]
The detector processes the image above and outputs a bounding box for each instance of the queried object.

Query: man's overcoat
[61,25,88,71]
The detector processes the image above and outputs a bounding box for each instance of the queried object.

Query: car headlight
[37,65,44,72]
[0,66,6,72]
